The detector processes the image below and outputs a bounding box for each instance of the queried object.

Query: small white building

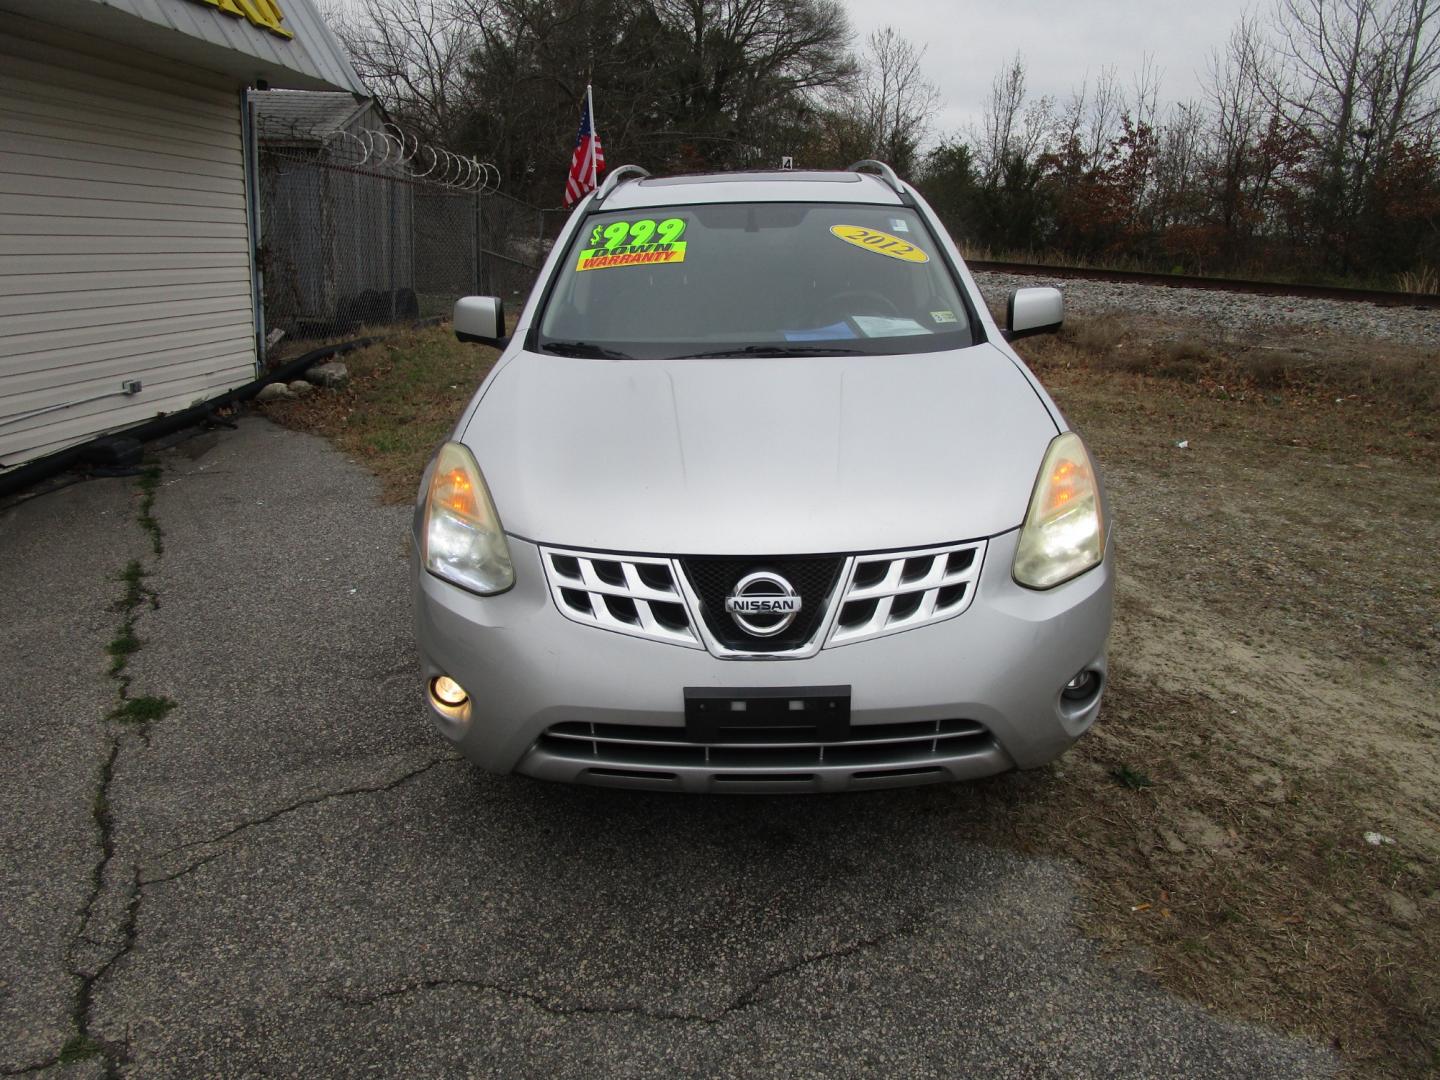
[0,0,367,473]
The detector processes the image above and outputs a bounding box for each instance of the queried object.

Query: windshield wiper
[673,345,867,359]
[540,340,635,359]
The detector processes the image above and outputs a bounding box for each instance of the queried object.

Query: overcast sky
[842,0,1255,138]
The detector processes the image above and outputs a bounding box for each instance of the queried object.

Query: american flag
[563,85,605,206]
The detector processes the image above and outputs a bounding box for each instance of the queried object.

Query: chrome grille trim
[540,547,703,649]
[541,725,983,750]
[827,540,987,647]
[538,717,994,770]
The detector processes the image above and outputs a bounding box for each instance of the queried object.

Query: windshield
[536,202,977,359]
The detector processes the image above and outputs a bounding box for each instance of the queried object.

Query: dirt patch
[1003,320,1440,1076]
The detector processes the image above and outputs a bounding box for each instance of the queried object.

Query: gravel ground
[972,270,1440,347]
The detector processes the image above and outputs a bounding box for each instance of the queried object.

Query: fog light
[431,675,468,707]
[1062,671,1098,701]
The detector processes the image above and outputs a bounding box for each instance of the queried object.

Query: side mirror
[1004,287,1063,341]
[454,296,507,347]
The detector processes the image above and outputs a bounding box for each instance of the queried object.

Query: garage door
[0,27,257,471]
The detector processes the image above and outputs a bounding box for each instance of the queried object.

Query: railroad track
[966,260,1440,310]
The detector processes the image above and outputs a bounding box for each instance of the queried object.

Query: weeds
[1394,266,1440,295]
[104,480,172,725]
[108,695,176,725]
[1236,348,1313,389]
[106,560,154,683]
[118,559,147,607]
[62,470,172,1079]
[1153,340,1216,379]
[57,1034,104,1064]
[137,466,163,555]
[1110,764,1155,789]
[1060,318,1127,358]
[105,625,141,677]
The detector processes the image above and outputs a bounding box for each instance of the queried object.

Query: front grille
[538,717,993,770]
[680,556,843,652]
[828,541,986,647]
[541,548,702,648]
[541,541,987,656]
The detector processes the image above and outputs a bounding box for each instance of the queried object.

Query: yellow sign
[191,0,295,40]
[830,225,929,263]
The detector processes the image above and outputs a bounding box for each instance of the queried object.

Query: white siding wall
[0,25,257,469]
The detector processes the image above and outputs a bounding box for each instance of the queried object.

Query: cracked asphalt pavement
[0,418,1336,1078]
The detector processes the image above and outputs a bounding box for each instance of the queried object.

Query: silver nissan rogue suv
[411,161,1114,793]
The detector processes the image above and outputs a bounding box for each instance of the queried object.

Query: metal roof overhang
[0,0,368,94]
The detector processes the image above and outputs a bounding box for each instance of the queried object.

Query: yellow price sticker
[830,225,929,263]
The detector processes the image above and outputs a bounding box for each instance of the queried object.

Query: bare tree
[647,0,856,110]
[1267,0,1379,217]
[1245,0,1439,263]
[826,27,940,172]
[1204,11,1274,240]
[977,53,1028,183]
[1084,67,1124,168]
[327,0,480,143]
[1018,93,1056,164]
[1152,99,1206,232]
[1131,54,1163,132]
[1047,66,1125,174]
[1366,0,1440,161]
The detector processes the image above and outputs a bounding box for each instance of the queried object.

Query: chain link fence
[257,141,552,351]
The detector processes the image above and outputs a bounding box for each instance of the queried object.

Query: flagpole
[586,83,597,188]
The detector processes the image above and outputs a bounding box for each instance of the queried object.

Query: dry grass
[1394,266,1440,295]
[1059,318,1128,360]
[255,324,499,501]
[1013,322,1440,1076]
[1038,316,1440,424]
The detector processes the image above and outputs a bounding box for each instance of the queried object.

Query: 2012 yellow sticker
[830,225,929,263]
[577,218,688,271]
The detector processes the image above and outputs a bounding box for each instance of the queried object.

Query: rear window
[536,202,976,359]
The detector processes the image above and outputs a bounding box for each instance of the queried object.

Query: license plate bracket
[683,685,851,743]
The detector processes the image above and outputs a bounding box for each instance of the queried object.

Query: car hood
[463,344,1059,556]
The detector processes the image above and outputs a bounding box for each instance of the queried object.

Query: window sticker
[830,225,929,263]
[577,218,687,271]
[852,315,932,337]
[889,218,910,233]
[784,322,857,342]
[931,310,958,324]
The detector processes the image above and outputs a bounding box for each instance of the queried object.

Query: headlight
[422,442,514,594]
[1013,432,1105,589]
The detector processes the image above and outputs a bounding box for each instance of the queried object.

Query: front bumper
[412,529,1113,793]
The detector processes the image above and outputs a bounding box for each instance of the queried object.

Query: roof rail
[593,164,651,206]
[848,159,905,196]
